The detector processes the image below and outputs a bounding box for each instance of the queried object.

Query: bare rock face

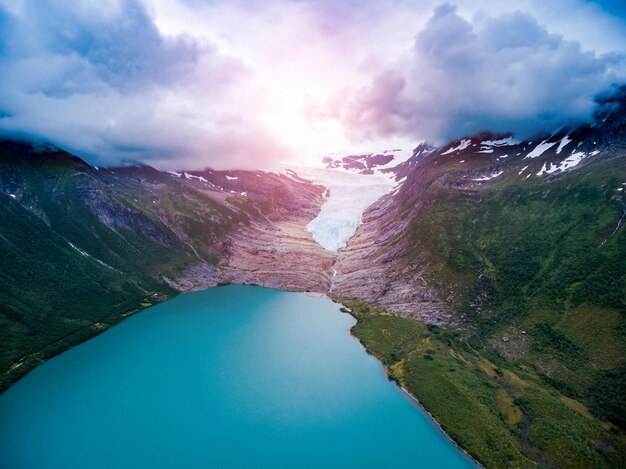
[163,264,226,291]
[220,214,335,293]
[332,193,449,324]
[171,172,336,294]
[166,161,448,322]
[218,173,336,293]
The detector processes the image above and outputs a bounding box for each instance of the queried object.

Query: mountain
[333,90,626,467]
[321,148,419,176]
[0,141,328,391]
[1,89,626,467]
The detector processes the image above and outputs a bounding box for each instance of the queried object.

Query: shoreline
[2,283,481,469]
[0,292,172,394]
[343,313,483,469]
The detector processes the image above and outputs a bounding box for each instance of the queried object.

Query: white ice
[293,166,398,252]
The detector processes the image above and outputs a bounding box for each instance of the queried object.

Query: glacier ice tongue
[293,167,398,252]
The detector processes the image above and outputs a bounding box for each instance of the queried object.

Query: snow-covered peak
[321,147,413,176]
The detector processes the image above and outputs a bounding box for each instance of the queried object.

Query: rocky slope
[331,192,449,324]
[171,169,336,293]
[333,88,626,324]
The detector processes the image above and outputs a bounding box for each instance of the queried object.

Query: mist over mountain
[1,0,625,168]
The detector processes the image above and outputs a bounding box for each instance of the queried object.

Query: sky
[0,0,625,169]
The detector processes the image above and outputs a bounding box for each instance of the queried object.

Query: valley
[1,90,626,468]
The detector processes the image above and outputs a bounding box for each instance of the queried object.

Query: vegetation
[342,150,626,467]
[0,142,260,391]
[0,140,325,393]
[2,136,625,467]
[345,301,626,468]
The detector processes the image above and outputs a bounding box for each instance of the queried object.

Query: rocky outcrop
[171,173,336,294]
[331,193,449,324]
[220,213,335,293]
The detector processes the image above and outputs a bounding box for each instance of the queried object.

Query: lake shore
[0,286,472,469]
[332,299,481,467]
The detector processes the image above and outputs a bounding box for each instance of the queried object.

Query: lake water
[0,286,473,468]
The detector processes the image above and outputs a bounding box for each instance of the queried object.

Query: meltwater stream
[0,286,472,468]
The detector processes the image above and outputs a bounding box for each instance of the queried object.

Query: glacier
[293,167,398,252]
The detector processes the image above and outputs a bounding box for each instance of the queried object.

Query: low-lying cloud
[0,0,290,169]
[334,4,626,143]
[0,1,625,167]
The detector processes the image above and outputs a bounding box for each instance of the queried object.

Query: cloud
[0,0,290,169]
[332,4,626,143]
[0,0,625,166]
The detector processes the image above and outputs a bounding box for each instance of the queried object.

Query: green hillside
[346,150,626,467]
[0,142,254,391]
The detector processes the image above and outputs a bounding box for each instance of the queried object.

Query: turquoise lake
[0,286,473,468]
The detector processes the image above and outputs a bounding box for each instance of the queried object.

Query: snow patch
[518,165,529,175]
[166,171,182,178]
[536,150,587,176]
[482,137,519,146]
[184,172,208,182]
[556,135,571,154]
[225,175,238,181]
[559,151,586,171]
[536,162,557,176]
[442,139,471,155]
[473,170,504,181]
[526,140,558,159]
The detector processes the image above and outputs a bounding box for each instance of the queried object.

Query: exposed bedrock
[331,194,449,324]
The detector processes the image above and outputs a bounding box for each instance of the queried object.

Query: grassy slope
[0,144,249,391]
[344,154,626,467]
[0,141,325,393]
